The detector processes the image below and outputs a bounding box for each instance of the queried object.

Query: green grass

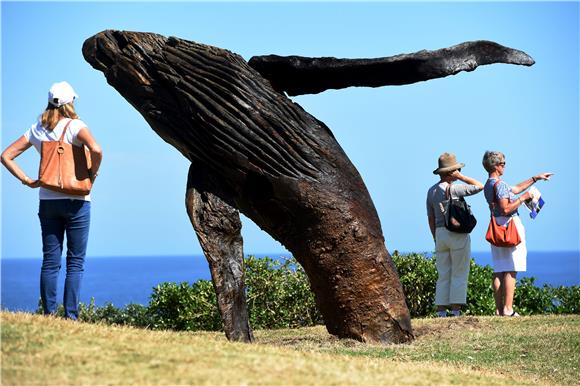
[259,315,580,384]
[2,312,579,385]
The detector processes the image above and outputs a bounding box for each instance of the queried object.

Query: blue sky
[2,1,579,259]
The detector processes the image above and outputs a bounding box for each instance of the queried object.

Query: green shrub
[391,252,496,316]
[147,281,222,331]
[35,298,151,326]
[79,299,121,323]
[465,260,495,316]
[391,252,437,317]
[515,278,580,315]
[84,302,151,327]
[552,285,580,314]
[514,277,554,315]
[244,255,322,329]
[392,252,578,317]
[138,255,322,331]
[34,253,579,330]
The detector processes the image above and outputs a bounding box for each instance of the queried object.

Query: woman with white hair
[482,150,552,316]
[1,81,102,320]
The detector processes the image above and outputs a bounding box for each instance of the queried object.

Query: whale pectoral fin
[248,40,535,96]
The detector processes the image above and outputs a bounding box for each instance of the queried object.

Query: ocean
[1,251,578,312]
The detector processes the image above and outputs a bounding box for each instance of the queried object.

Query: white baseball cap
[48,81,78,107]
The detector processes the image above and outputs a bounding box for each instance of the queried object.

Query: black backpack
[444,185,477,233]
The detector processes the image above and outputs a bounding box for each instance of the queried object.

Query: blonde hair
[40,103,79,130]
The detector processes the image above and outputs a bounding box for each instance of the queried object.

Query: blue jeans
[38,199,91,319]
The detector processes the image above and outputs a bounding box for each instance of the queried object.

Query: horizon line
[3,250,579,260]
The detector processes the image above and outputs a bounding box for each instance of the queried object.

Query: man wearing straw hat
[426,153,483,317]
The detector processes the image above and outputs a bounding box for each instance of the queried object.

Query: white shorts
[490,215,527,272]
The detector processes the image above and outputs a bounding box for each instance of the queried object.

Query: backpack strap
[58,119,74,143]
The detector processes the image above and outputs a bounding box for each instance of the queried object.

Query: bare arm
[496,194,530,216]
[496,172,553,215]
[428,213,436,242]
[77,127,103,182]
[0,136,40,188]
[511,173,554,194]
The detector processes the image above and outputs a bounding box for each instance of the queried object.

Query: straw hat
[433,153,465,175]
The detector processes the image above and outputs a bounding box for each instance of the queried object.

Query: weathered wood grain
[186,165,253,342]
[248,40,534,95]
[83,30,533,343]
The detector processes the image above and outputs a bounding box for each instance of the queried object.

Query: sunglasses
[499,162,506,167]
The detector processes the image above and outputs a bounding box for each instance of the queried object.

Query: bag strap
[492,180,502,203]
[489,179,502,215]
[58,119,74,143]
[446,183,466,202]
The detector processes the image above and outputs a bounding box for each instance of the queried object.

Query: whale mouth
[83,30,168,94]
[82,30,127,73]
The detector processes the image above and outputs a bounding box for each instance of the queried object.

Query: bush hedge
[391,252,579,316]
[391,252,498,316]
[244,256,323,329]
[37,253,579,330]
[147,280,222,331]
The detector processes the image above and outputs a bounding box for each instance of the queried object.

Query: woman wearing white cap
[482,151,552,316]
[1,81,102,320]
[426,153,483,317]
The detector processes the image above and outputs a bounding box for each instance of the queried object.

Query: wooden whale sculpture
[82,30,534,343]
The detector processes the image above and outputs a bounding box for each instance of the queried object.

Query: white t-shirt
[24,118,91,201]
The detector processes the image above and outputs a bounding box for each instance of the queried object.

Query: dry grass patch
[254,315,580,385]
[1,312,530,385]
